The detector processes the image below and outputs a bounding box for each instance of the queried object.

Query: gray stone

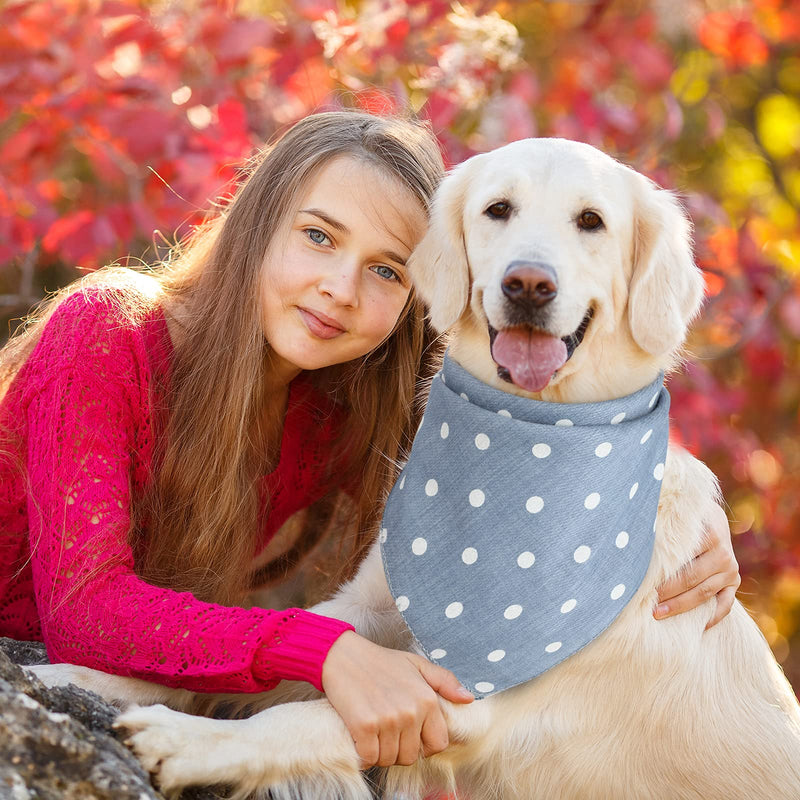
[0,638,226,800]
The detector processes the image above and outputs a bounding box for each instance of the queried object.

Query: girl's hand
[654,503,741,629]
[321,630,473,768]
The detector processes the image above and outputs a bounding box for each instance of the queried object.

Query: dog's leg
[118,698,370,799]
[118,689,495,799]
[26,663,195,710]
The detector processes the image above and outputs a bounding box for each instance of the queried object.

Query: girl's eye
[372,264,400,282]
[306,228,331,246]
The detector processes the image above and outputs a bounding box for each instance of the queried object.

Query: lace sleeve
[24,293,353,693]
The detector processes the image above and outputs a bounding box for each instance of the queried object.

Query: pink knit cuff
[252,608,354,691]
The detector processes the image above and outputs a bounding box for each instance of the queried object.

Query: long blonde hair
[1,110,446,606]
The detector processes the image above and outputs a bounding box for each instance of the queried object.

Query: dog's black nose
[501,261,558,308]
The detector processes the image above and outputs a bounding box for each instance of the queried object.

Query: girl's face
[260,156,427,382]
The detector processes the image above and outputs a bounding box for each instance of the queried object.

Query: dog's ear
[407,159,474,332]
[627,173,705,357]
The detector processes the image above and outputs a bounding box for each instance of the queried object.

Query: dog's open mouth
[488,307,594,393]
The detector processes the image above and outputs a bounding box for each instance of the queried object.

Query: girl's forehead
[297,156,427,244]
[302,156,406,199]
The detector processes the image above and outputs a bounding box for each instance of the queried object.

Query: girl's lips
[298,307,346,339]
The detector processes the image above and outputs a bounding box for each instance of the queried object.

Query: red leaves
[699,12,770,69]
[0,0,798,632]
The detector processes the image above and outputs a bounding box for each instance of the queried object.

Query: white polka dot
[649,391,659,408]
[545,641,562,653]
[430,648,447,659]
[445,602,463,618]
[584,492,601,510]
[461,547,478,565]
[497,409,512,418]
[560,598,577,613]
[532,443,551,458]
[611,412,626,424]
[487,649,506,662]
[469,489,485,507]
[396,596,409,612]
[412,537,428,555]
[460,392,469,401]
[653,462,664,480]
[399,475,406,490]
[475,681,494,693]
[595,442,612,458]
[517,551,535,568]
[440,422,449,439]
[610,584,626,600]
[616,531,629,548]
[379,528,388,543]
[555,418,573,426]
[574,545,591,563]
[629,482,639,499]
[504,604,523,620]
[640,429,653,444]
[475,433,490,450]
[425,479,438,497]
[525,496,544,514]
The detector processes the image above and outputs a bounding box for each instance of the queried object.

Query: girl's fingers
[420,709,450,758]
[654,573,728,619]
[657,548,721,602]
[397,723,424,766]
[376,727,401,768]
[354,733,380,769]
[416,657,474,703]
[705,585,738,630]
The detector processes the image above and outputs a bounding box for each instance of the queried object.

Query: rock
[0,638,226,800]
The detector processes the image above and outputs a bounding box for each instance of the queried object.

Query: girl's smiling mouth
[298,307,347,339]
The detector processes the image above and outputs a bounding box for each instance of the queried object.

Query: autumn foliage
[1,0,799,689]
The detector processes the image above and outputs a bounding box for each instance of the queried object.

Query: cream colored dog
[29,139,800,800]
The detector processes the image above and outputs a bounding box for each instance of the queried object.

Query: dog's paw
[116,703,253,792]
[25,662,98,690]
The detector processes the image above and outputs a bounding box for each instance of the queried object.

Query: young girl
[0,110,739,770]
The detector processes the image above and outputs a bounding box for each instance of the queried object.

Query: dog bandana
[380,353,670,698]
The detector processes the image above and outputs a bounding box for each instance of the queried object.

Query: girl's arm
[24,291,352,694]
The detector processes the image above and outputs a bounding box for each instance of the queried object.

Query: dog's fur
[29,139,800,800]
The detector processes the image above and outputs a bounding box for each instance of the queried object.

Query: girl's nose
[318,260,360,307]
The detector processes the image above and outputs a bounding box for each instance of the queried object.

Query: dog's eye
[485,201,512,220]
[577,210,604,231]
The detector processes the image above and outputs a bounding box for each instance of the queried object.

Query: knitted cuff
[252,608,354,691]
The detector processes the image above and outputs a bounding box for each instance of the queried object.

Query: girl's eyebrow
[299,208,349,234]
[298,207,410,267]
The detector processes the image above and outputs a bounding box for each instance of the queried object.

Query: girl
[0,110,739,770]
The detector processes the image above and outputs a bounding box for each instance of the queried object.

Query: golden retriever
[29,138,800,800]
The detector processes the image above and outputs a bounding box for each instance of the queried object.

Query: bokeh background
[1,0,798,692]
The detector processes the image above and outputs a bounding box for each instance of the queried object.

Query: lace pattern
[0,289,353,692]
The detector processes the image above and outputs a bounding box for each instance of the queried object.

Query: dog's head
[408,138,705,401]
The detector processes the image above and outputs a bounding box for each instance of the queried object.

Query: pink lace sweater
[0,287,355,693]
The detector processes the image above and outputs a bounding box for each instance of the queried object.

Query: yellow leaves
[670,49,714,105]
[756,93,800,160]
[720,148,772,198]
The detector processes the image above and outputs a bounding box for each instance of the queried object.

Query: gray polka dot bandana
[380,352,670,698]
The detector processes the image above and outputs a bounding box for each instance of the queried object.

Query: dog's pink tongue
[492,328,567,393]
